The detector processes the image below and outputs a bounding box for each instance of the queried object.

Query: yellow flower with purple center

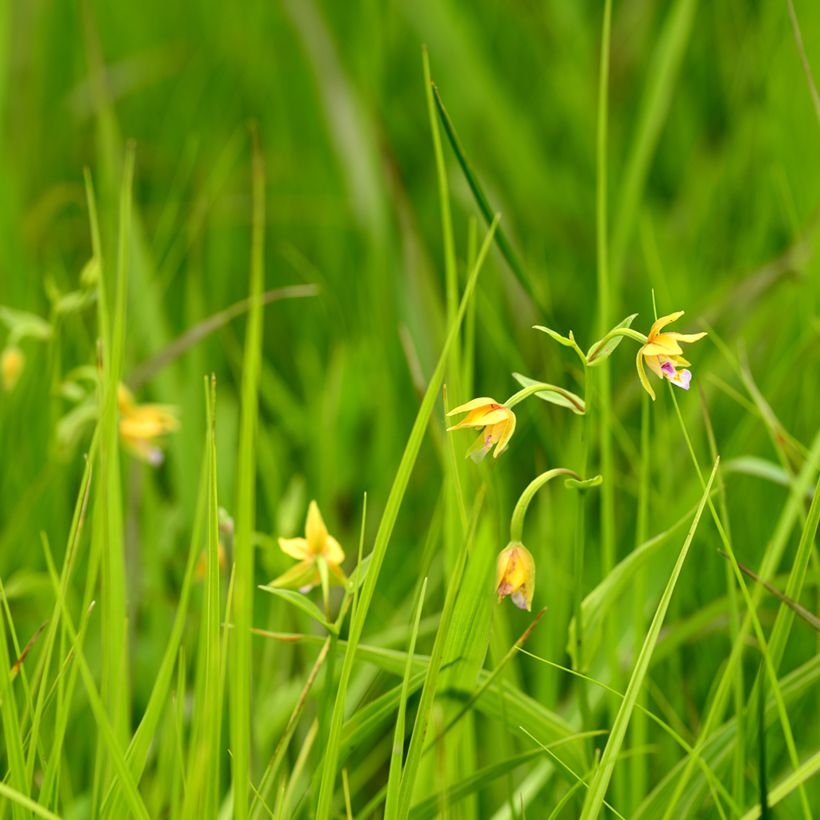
[118,384,179,465]
[636,311,707,401]
[446,397,516,462]
[496,542,535,611]
[272,501,346,592]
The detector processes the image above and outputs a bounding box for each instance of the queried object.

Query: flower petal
[644,355,664,377]
[446,407,509,431]
[636,349,656,401]
[446,397,495,416]
[649,311,684,339]
[305,501,328,554]
[642,338,683,356]
[278,537,310,561]
[663,331,707,344]
[466,431,493,462]
[323,534,345,565]
[493,415,516,458]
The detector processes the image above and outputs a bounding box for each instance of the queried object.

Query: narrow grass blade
[0,597,29,818]
[183,376,222,818]
[431,82,548,316]
[313,216,498,819]
[230,128,267,820]
[101,438,209,816]
[384,578,428,819]
[40,534,150,820]
[610,0,698,284]
[579,458,719,819]
[741,750,820,820]
[0,783,60,820]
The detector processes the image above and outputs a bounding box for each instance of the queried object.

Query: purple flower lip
[661,361,676,377]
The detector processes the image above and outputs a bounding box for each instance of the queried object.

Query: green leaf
[586,313,638,365]
[533,325,576,348]
[260,586,337,634]
[512,373,585,415]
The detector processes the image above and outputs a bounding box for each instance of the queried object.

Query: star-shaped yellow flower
[496,542,535,611]
[446,397,516,462]
[271,501,346,592]
[118,384,179,465]
[636,311,707,400]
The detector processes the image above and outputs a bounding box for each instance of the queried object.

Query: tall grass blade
[580,458,719,819]
[313,216,499,819]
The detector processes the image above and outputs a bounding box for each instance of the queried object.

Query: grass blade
[580,458,719,819]
[313,216,499,819]
[230,127,267,820]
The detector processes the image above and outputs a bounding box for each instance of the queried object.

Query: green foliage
[1,1,820,818]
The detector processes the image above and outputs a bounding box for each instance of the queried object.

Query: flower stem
[504,382,584,413]
[509,468,580,544]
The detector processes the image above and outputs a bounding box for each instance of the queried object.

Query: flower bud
[496,542,535,611]
[2,346,24,392]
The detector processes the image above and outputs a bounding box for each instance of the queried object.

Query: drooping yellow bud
[496,542,535,611]
[2,346,24,392]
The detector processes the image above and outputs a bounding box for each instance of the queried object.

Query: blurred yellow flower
[496,542,535,611]
[636,311,706,401]
[1,346,24,392]
[118,384,179,465]
[271,500,346,592]
[446,397,516,462]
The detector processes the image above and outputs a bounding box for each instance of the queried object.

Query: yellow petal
[664,331,707,344]
[305,500,328,554]
[278,537,310,561]
[446,396,495,416]
[323,534,345,565]
[493,415,516,458]
[643,337,683,356]
[644,355,664,378]
[446,407,509,431]
[636,349,656,401]
[648,311,684,339]
[117,383,136,412]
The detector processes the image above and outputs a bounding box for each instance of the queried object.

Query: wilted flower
[496,542,535,611]
[446,397,516,462]
[1,346,24,392]
[271,500,346,592]
[118,384,179,465]
[636,311,706,401]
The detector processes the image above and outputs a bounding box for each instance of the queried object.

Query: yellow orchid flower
[1,345,24,392]
[446,397,516,462]
[636,311,707,400]
[117,384,179,465]
[496,542,535,611]
[271,500,346,592]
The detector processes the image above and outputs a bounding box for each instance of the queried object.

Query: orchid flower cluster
[446,310,707,611]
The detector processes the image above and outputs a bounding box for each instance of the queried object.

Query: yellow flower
[271,500,346,592]
[446,397,516,462]
[636,311,707,400]
[118,384,179,465]
[496,542,535,611]
[2,346,24,392]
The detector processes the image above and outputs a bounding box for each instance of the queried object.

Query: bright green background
[1,1,819,818]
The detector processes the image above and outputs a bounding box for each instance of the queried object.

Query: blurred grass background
[1,0,819,817]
